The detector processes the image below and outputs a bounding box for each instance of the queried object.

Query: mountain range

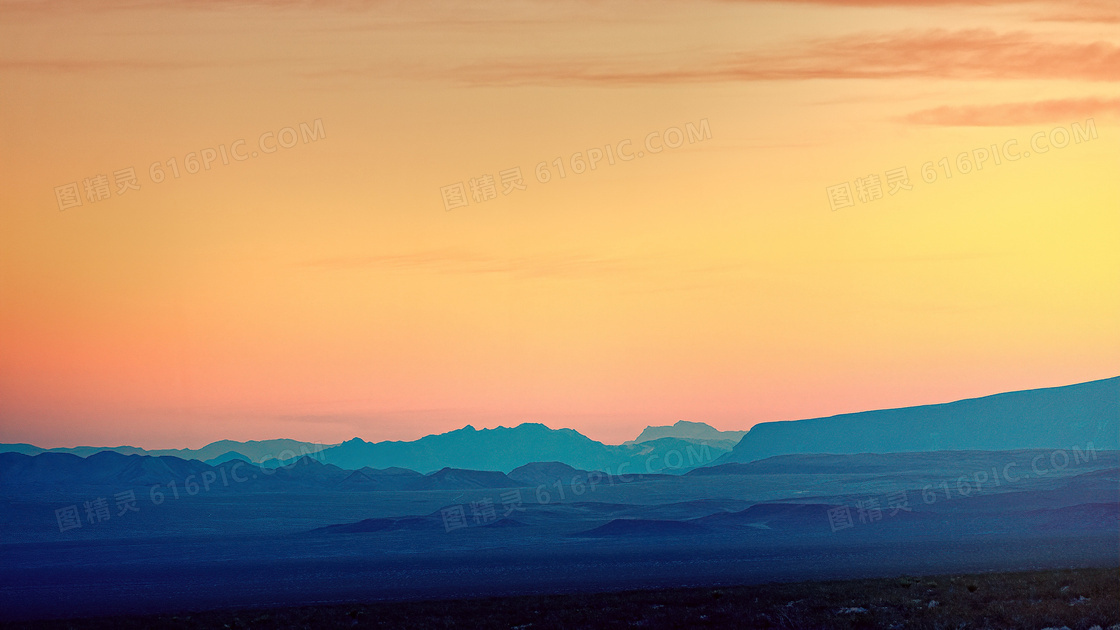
[3,377,1117,623]
[0,425,729,475]
[2,377,1116,474]
[718,376,1118,464]
[290,425,723,474]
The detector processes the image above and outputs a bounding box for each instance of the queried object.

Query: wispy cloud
[720,0,1119,22]
[454,30,1120,86]
[0,0,379,11]
[1028,0,1120,23]
[7,27,1116,86]
[905,97,1120,126]
[0,59,219,73]
[301,249,635,279]
[717,0,1021,5]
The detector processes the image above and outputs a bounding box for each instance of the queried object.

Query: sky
[0,0,1118,449]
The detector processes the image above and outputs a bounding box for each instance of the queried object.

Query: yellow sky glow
[1,0,1118,447]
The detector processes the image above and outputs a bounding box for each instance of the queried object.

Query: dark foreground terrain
[2,449,1117,623]
[7,567,1118,630]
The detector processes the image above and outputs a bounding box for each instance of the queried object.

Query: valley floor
[5,567,1117,629]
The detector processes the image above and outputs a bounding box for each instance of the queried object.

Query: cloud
[0,59,216,73]
[905,97,1120,125]
[716,0,1108,8]
[301,249,635,279]
[719,0,1018,5]
[1031,1,1120,24]
[0,0,380,10]
[5,0,1117,27]
[455,30,1120,86]
[719,0,1120,23]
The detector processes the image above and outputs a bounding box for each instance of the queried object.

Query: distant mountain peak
[631,421,747,445]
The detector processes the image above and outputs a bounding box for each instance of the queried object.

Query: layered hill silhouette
[507,461,591,486]
[573,518,708,537]
[691,449,1120,478]
[715,376,1118,465]
[0,439,332,465]
[0,450,523,493]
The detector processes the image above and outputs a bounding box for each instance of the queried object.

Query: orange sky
[1,0,1118,448]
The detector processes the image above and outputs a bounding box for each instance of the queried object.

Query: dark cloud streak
[452,30,1120,86]
[904,97,1120,126]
